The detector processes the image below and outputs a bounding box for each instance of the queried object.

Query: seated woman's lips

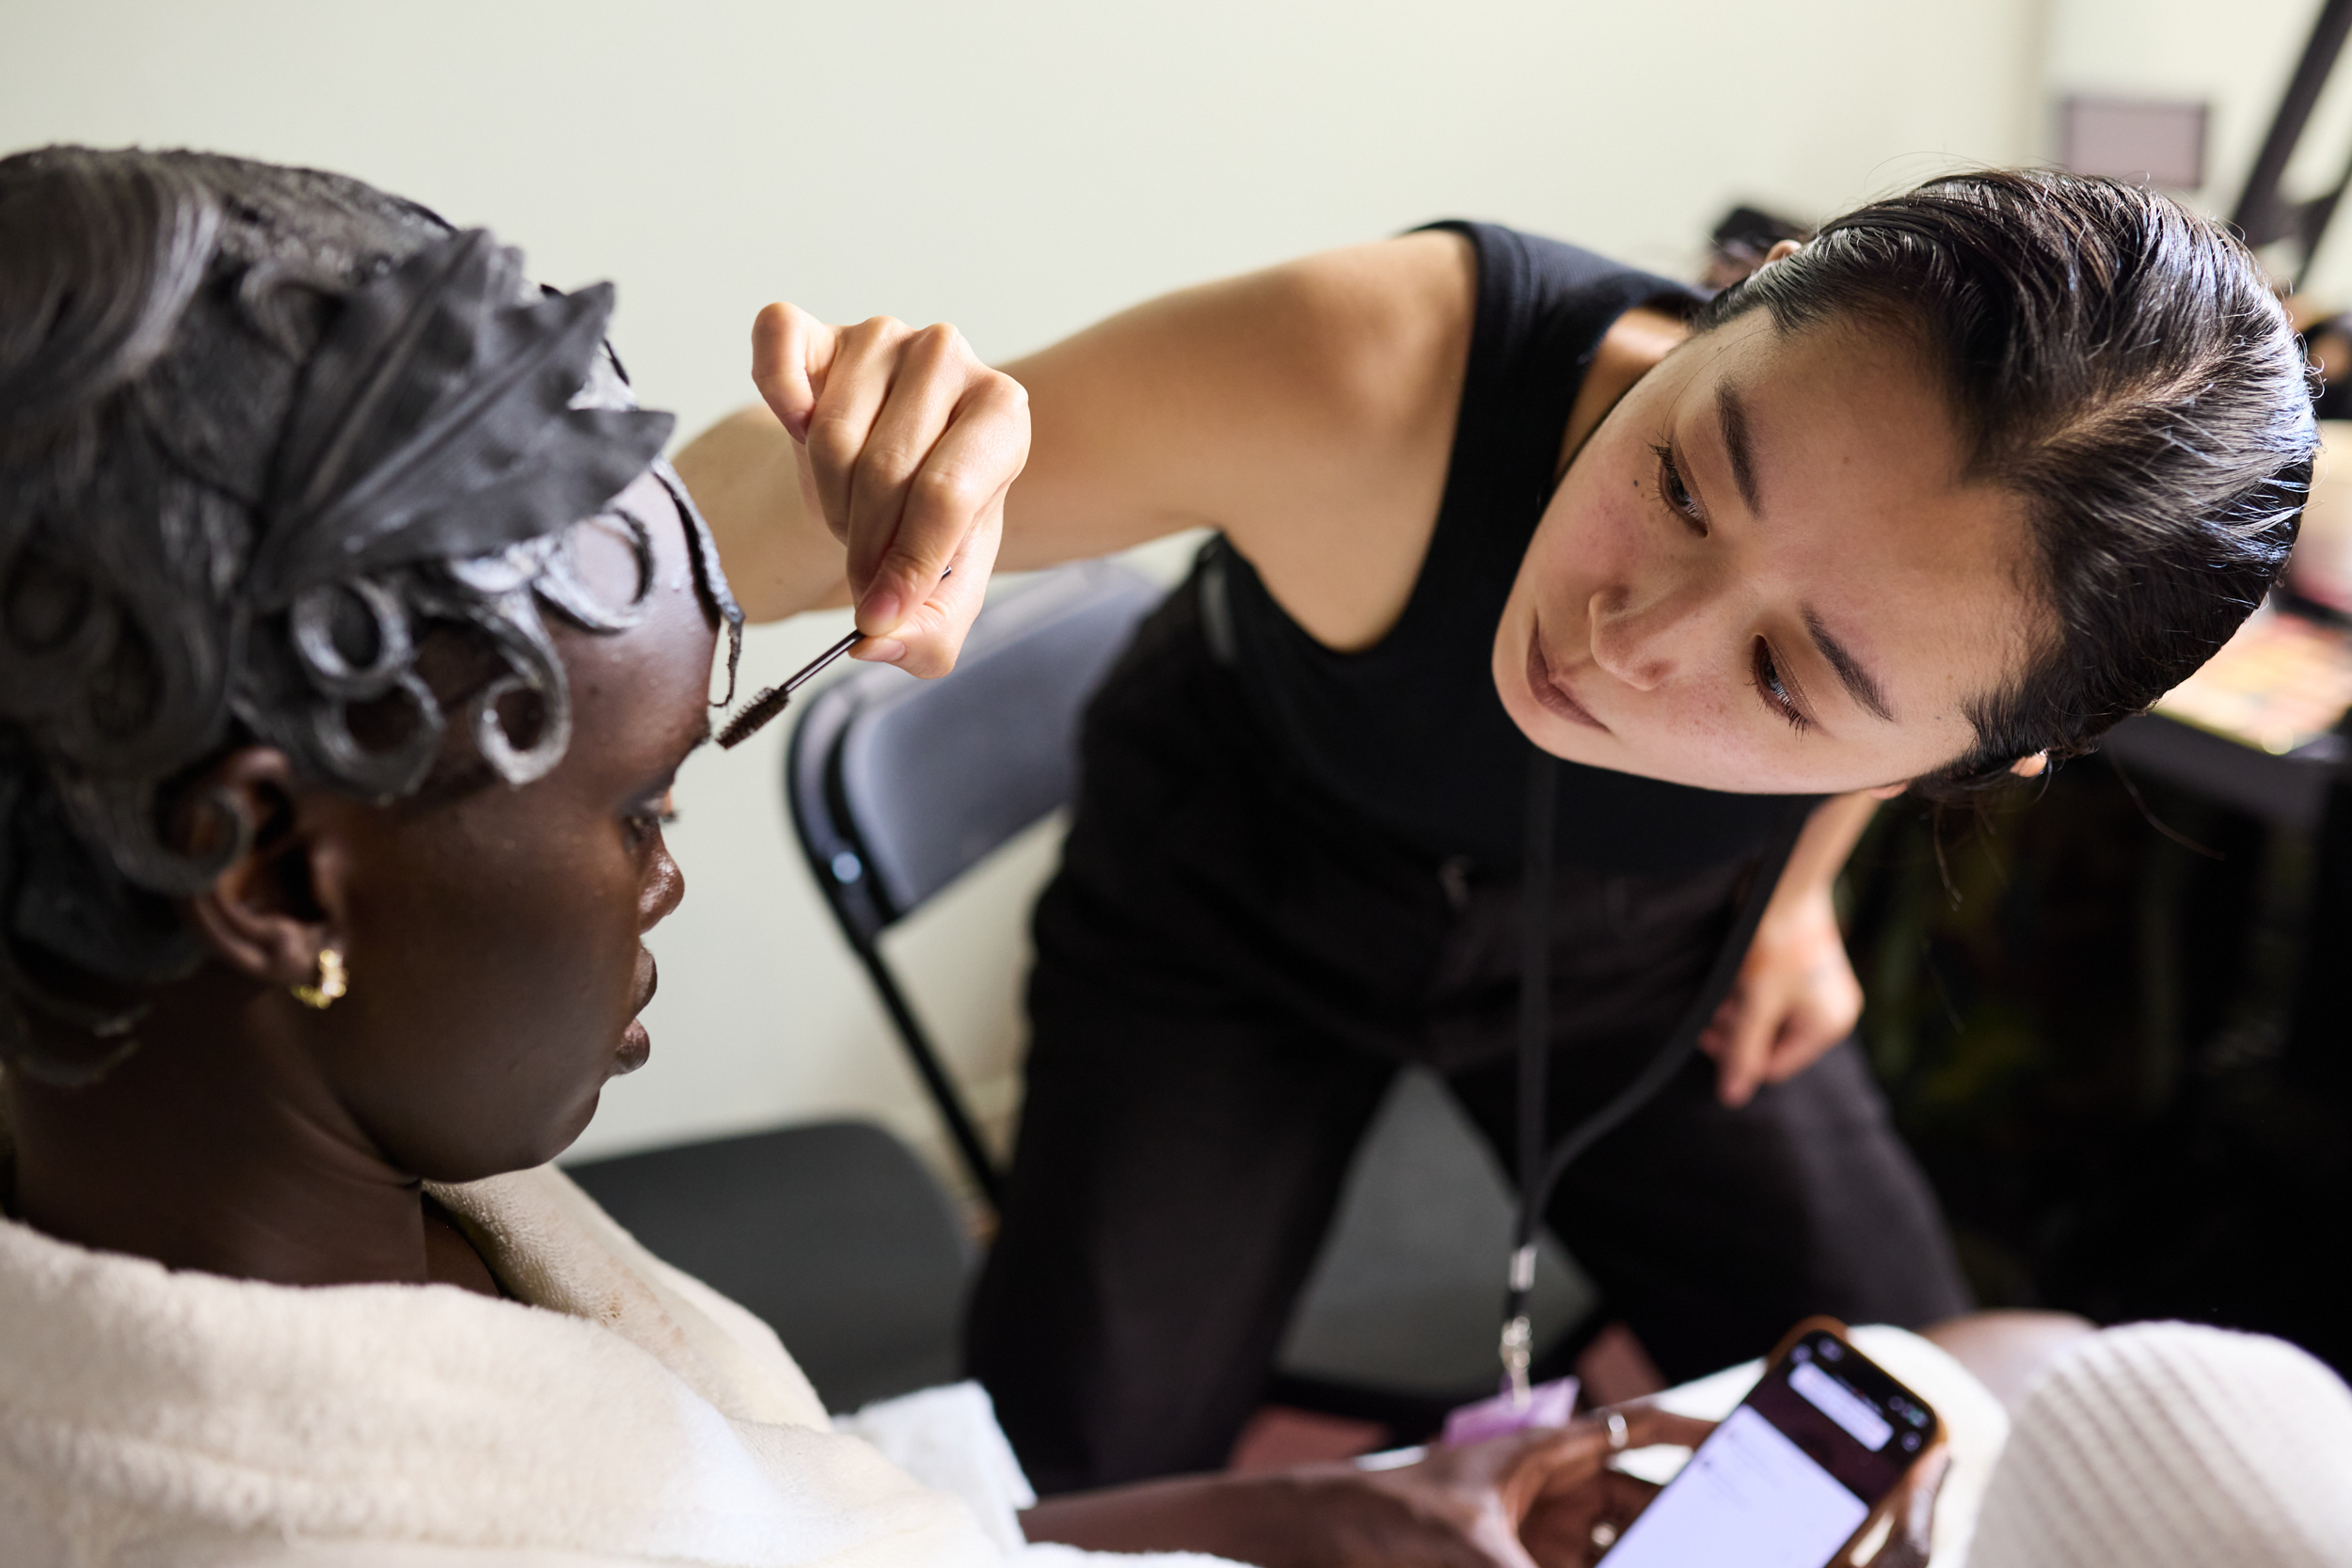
[615,1020,651,1076]
[614,950,657,1075]
[1526,625,1610,732]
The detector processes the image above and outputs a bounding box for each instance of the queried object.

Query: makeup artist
[680,177,2316,1494]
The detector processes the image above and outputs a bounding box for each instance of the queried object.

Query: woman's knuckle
[909,466,978,513]
[804,420,862,470]
[973,368,1026,407]
[856,437,922,486]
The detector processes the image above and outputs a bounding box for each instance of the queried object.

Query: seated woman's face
[1493,309,2042,795]
[300,472,717,1183]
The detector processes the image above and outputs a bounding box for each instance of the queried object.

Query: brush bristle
[716,683,791,749]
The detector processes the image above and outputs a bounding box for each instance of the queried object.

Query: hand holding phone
[1597,1320,1941,1568]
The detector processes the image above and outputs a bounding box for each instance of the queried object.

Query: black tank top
[1195,220,1810,874]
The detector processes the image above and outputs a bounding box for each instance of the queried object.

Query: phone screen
[1599,1329,1938,1568]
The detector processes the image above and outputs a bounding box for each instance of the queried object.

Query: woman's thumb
[751,302,834,441]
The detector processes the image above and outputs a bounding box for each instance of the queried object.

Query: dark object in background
[1701,205,1813,292]
[2232,0,2352,291]
[564,1120,973,1412]
[2308,313,2352,421]
[1844,762,2350,1378]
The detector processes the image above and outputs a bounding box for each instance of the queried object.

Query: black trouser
[962,581,1969,1493]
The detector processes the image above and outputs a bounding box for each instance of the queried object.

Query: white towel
[0,1163,1007,1567]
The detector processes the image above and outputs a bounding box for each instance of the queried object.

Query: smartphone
[1599,1320,1939,1568]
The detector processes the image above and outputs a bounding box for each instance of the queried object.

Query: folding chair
[786,560,1167,1208]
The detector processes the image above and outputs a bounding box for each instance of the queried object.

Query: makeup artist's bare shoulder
[1266,229,1477,451]
[1221,229,1477,652]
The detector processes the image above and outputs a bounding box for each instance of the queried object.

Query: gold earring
[292,948,348,1010]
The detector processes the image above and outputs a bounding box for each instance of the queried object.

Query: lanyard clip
[1500,1313,1534,1408]
[1500,1242,1539,1408]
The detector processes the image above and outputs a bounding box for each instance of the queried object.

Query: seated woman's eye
[624,791,678,843]
[1651,442,1707,534]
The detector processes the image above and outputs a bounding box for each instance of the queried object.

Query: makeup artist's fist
[752,303,1027,677]
[1699,886,1863,1107]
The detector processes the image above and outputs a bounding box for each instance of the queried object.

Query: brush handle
[715,566,953,750]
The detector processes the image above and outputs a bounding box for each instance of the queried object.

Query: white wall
[3,0,2177,1177]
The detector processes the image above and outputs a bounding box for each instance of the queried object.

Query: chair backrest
[564,1119,971,1412]
[788,560,1165,945]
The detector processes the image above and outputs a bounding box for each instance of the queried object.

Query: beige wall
[8,0,2299,1175]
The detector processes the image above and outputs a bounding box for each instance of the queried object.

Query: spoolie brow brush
[715,631,858,749]
[715,567,951,751]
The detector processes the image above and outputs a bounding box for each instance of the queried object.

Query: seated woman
[0,143,1716,1568]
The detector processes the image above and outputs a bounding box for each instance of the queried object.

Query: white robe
[0,1159,1218,1568]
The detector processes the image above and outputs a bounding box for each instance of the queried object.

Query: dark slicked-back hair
[0,147,740,1085]
[1691,170,2316,798]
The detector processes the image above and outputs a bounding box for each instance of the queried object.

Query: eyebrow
[1802,608,1896,723]
[1717,382,1763,516]
[658,715,714,779]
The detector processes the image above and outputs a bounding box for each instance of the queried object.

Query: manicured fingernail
[855,639,907,664]
[861,590,903,632]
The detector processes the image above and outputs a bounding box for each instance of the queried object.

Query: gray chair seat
[565,1120,972,1413]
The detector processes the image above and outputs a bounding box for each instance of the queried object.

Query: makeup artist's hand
[750,303,1028,677]
[1699,884,1863,1107]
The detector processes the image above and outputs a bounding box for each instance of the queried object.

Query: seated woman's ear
[178,747,355,993]
[2010,752,2049,778]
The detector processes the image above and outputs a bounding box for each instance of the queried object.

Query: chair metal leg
[852,939,1008,1210]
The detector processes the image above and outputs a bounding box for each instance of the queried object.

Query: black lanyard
[1498,749,1812,1402]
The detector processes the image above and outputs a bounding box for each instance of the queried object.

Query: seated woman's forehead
[552,482,718,746]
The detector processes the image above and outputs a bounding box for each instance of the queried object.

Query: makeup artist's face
[1493,309,2042,795]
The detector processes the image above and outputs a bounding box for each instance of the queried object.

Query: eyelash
[1650,442,1708,535]
[1751,640,1813,733]
[624,795,678,845]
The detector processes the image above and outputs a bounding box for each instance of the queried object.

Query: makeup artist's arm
[1698,790,1881,1106]
[675,230,1479,663]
